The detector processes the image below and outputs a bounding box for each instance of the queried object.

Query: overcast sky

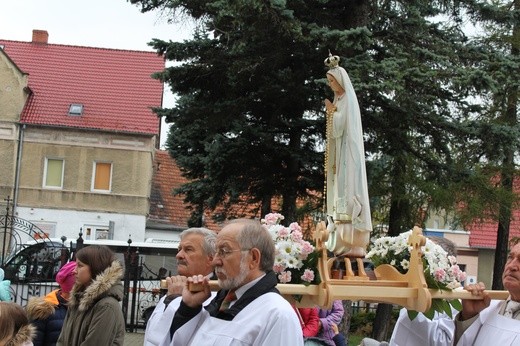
[0,0,193,147]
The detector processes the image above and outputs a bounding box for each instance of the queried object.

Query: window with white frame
[83,225,112,240]
[43,158,64,189]
[91,161,112,192]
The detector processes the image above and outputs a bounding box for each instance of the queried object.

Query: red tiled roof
[149,150,191,228]
[150,150,319,235]
[0,38,164,135]
[468,212,520,249]
[467,178,520,248]
[149,150,261,231]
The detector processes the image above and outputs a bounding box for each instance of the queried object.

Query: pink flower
[278,227,290,238]
[300,242,314,256]
[289,222,302,233]
[434,268,446,282]
[263,213,284,226]
[450,265,461,276]
[301,269,315,283]
[278,271,292,283]
[273,263,285,273]
[290,230,303,242]
[457,271,467,282]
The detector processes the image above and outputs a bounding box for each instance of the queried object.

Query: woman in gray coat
[57,245,125,346]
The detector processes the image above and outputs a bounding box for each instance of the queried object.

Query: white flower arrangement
[366,230,467,319]
[261,213,320,285]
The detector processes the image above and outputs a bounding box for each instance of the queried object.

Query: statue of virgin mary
[323,53,372,257]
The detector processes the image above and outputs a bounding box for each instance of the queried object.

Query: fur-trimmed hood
[69,260,123,312]
[26,290,61,320]
[6,324,35,346]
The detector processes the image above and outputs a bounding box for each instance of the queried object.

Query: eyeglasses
[215,248,249,259]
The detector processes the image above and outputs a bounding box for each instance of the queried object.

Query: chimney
[32,30,48,44]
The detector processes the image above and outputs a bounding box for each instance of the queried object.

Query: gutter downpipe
[13,123,25,214]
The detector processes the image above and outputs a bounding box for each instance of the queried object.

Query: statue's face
[326,73,344,94]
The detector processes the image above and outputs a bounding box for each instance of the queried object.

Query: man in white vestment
[163,218,304,346]
[144,227,217,346]
[455,240,520,345]
[323,54,372,257]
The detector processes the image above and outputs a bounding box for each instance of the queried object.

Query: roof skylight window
[68,104,84,116]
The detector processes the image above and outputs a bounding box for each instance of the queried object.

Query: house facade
[0,30,164,242]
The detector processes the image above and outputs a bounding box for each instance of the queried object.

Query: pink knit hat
[56,261,76,293]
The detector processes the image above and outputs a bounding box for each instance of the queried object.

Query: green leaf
[450,299,462,311]
[407,309,419,321]
[440,299,453,318]
[423,306,436,320]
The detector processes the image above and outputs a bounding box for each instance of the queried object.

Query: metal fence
[1,203,171,331]
[4,243,168,331]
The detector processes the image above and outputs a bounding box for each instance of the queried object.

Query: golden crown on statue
[324,51,340,69]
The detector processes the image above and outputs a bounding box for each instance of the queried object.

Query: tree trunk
[340,300,353,345]
[371,303,393,341]
[493,168,512,290]
[493,0,518,289]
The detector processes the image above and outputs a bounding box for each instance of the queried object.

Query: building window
[43,158,64,189]
[84,225,113,240]
[92,162,112,192]
[68,104,84,116]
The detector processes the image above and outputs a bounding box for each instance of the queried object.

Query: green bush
[349,306,400,339]
[350,310,376,335]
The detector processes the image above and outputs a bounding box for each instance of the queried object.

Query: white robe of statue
[325,60,372,256]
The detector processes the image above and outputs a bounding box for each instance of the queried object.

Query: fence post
[122,237,132,331]
[76,229,84,250]
[129,245,140,331]
[60,236,68,267]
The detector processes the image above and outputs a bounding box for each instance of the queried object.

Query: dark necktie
[219,290,237,312]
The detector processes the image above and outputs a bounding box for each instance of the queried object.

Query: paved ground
[125,331,145,346]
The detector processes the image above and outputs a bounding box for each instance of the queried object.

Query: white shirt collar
[234,273,266,302]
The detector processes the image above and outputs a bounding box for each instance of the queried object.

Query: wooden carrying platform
[198,223,509,310]
[279,222,509,310]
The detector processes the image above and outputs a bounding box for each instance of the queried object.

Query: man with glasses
[144,227,217,346]
[163,218,303,346]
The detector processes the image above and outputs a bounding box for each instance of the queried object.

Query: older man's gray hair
[179,227,217,256]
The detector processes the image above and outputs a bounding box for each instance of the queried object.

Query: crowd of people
[0,245,125,346]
